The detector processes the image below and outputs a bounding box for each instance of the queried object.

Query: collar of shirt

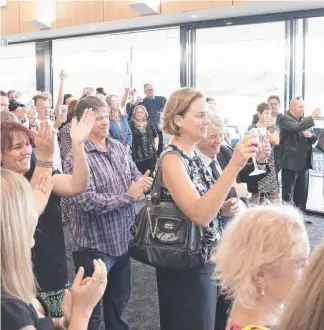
[84,137,117,153]
[197,149,221,176]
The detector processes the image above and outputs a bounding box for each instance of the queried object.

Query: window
[196,22,286,131]
[305,16,324,110]
[305,16,324,213]
[52,28,180,102]
[0,43,36,103]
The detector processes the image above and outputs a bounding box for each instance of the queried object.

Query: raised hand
[231,134,258,170]
[220,197,239,217]
[311,108,321,119]
[33,173,53,215]
[70,108,96,145]
[70,259,107,315]
[34,121,56,161]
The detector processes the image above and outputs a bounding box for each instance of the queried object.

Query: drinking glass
[245,128,266,176]
[257,127,267,143]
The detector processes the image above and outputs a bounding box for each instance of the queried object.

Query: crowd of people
[1,70,323,330]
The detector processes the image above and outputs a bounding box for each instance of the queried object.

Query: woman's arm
[51,110,95,197]
[162,135,258,227]
[121,88,129,109]
[52,143,89,197]
[54,70,66,118]
[153,137,159,151]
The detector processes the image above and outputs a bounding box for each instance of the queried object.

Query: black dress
[130,120,158,175]
[24,168,68,318]
[1,291,54,330]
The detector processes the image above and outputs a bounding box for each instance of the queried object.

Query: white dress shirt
[197,149,248,213]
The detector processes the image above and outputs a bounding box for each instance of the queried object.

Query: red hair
[1,122,34,152]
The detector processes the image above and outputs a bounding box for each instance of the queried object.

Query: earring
[261,288,265,296]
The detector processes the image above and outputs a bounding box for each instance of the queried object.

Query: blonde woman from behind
[212,205,310,330]
[277,240,324,330]
[1,168,107,330]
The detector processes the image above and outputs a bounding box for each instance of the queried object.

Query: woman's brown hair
[1,122,34,152]
[161,87,204,136]
[256,102,271,114]
[277,240,324,330]
[67,99,78,123]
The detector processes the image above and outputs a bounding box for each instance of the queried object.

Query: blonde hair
[161,87,204,136]
[106,94,123,117]
[277,240,324,330]
[212,205,307,307]
[1,168,37,304]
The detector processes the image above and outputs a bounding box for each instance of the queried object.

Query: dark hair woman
[130,105,159,176]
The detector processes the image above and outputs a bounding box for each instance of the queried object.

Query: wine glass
[245,128,266,176]
[257,127,267,143]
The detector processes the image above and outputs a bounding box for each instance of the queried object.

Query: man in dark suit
[141,83,166,155]
[197,111,271,330]
[278,97,320,222]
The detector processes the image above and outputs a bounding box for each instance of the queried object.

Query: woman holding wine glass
[248,102,280,204]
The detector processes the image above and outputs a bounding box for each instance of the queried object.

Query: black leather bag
[316,129,324,153]
[128,151,207,271]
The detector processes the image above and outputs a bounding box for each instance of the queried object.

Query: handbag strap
[151,146,189,205]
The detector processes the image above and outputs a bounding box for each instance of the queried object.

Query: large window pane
[52,28,180,101]
[196,22,286,131]
[305,16,324,213]
[0,43,36,102]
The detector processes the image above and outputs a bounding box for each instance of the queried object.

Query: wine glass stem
[253,157,258,171]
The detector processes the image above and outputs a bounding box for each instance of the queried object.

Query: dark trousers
[73,250,131,330]
[157,131,164,156]
[281,164,309,211]
[136,154,157,176]
[215,290,231,330]
[156,263,217,330]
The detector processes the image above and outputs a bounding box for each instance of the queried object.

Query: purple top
[64,137,142,256]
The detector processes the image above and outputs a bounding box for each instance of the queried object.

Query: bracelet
[36,160,53,168]
[256,160,267,165]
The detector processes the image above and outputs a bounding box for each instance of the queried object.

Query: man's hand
[128,180,144,201]
[221,198,239,217]
[311,108,321,119]
[70,108,96,145]
[139,170,153,193]
[256,138,271,163]
[301,130,313,138]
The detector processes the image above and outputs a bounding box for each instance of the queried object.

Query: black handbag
[316,129,324,153]
[128,150,208,271]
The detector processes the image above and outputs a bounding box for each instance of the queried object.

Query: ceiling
[6,0,324,43]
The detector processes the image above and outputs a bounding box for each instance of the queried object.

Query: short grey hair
[206,111,225,132]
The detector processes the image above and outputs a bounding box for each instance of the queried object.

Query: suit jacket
[278,112,316,171]
[217,144,270,193]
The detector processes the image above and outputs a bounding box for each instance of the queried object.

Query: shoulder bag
[128,150,207,271]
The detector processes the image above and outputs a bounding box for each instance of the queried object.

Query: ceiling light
[192,15,198,19]
[128,1,159,16]
[226,21,233,25]
[91,27,98,31]
[21,36,26,39]
[28,19,51,30]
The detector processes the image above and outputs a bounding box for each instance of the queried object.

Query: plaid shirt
[64,137,142,256]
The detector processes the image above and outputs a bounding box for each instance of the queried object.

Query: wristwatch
[36,160,53,168]
[256,160,267,166]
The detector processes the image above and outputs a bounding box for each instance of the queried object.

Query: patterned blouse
[160,145,222,262]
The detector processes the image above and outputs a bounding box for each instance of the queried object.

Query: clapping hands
[70,108,96,145]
